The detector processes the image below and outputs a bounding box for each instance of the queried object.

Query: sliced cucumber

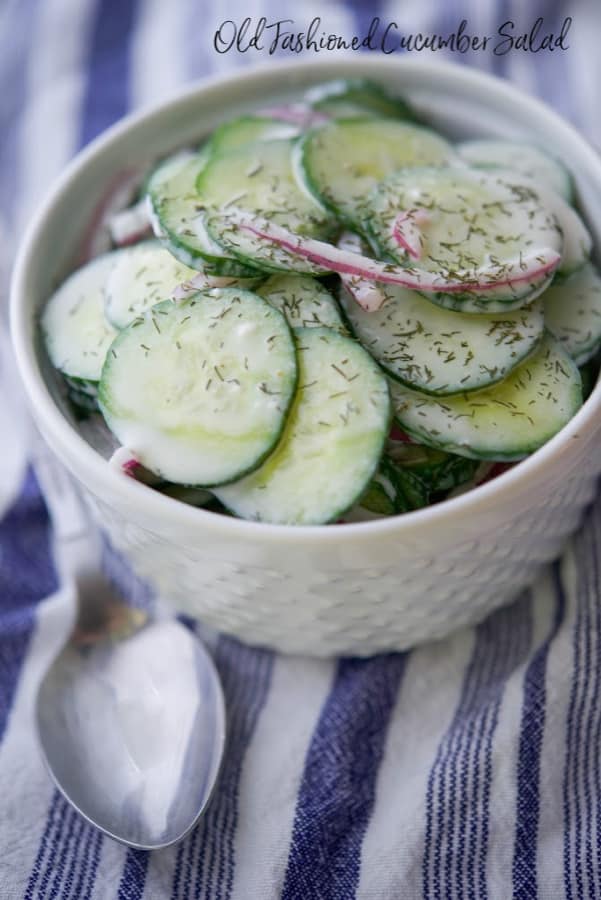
[206,116,300,156]
[42,253,119,383]
[457,140,573,202]
[200,139,336,274]
[360,455,428,516]
[367,167,562,312]
[104,241,198,328]
[528,182,591,277]
[155,483,214,507]
[385,441,479,495]
[339,282,544,394]
[98,289,298,486]
[485,168,591,277]
[256,274,345,331]
[390,333,582,460]
[305,78,417,122]
[301,119,454,225]
[544,263,601,365]
[579,358,599,401]
[146,152,259,276]
[64,375,99,415]
[138,149,198,201]
[215,327,391,524]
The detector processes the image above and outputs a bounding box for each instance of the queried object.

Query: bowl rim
[10,54,601,545]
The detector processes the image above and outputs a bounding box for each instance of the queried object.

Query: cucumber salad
[41,79,600,525]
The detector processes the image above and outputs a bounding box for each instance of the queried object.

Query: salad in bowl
[40,77,599,526]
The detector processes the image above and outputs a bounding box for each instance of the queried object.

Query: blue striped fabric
[282,655,407,899]
[1,1,600,898]
[0,469,57,742]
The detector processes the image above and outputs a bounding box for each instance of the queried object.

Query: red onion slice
[224,211,560,296]
[337,232,387,311]
[108,199,152,247]
[391,208,430,260]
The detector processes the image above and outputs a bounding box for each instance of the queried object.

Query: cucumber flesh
[457,140,573,202]
[339,282,545,394]
[206,116,300,156]
[146,152,259,276]
[391,333,582,460]
[301,119,454,225]
[200,139,336,274]
[305,78,417,122]
[42,253,118,382]
[256,274,345,331]
[104,241,198,328]
[544,263,601,365]
[367,167,562,311]
[525,179,591,276]
[98,289,298,486]
[215,327,391,524]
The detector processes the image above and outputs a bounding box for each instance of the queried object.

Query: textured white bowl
[10,57,601,657]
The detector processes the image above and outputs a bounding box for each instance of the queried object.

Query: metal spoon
[33,445,226,849]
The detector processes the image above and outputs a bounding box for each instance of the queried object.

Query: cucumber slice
[64,375,99,415]
[367,167,562,312]
[305,78,417,122]
[390,333,582,460]
[301,119,454,225]
[457,140,573,202]
[42,253,119,382]
[206,116,300,156]
[544,263,601,365]
[579,358,599,402]
[486,168,591,277]
[200,139,336,274]
[104,241,198,328]
[146,152,259,277]
[138,149,197,201]
[215,327,391,524]
[527,181,591,277]
[155,483,214,507]
[385,441,479,495]
[98,289,298,486]
[256,274,345,331]
[361,455,429,515]
[339,283,544,394]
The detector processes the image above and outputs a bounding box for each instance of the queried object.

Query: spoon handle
[32,437,103,582]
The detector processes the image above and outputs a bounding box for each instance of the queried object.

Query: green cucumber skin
[204,116,300,158]
[307,78,419,123]
[64,375,100,417]
[300,119,454,228]
[298,121,372,227]
[200,138,337,276]
[393,393,583,463]
[385,443,480,496]
[411,283,555,316]
[99,291,299,488]
[391,335,583,462]
[544,263,601,366]
[365,166,562,312]
[361,456,429,515]
[456,139,574,204]
[147,153,262,277]
[216,327,392,525]
[338,284,546,397]
[149,194,261,277]
[257,274,346,332]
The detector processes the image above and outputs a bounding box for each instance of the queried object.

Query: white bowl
[10,57,601,657]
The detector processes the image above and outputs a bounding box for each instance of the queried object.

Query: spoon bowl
[33,448,226,849]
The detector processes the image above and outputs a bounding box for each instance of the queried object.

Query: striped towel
[1,1,600,897]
